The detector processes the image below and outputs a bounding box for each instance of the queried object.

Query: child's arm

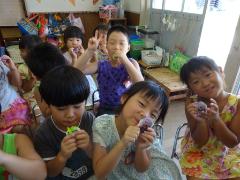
[46,134,77,177]
[134,127,155,172]
[74,34,100,75]
[21,69,36,92]
[115,51,144,82]
[2,55,22,88]
[0,134,47,180]
[209,98,239,147]
[185,99,209,147]
[93,126,139,179]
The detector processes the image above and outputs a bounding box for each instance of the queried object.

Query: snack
[197,101,207,113]
[73,47,79,54]
[66,126,80,135]
[112,54,118,61]
[138,117,154,133]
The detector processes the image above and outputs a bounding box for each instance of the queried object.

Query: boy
[34,65,94,179]
[75,25,144,115]
[25,42,67,117]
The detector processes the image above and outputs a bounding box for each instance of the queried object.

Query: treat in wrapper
[73,47,79,54]
[138,117,154,133]
[66,126,80,135]
[197,101,207,113]
[112,54,118,61]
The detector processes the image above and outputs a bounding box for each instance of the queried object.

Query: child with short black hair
[34,65,95,179]
[26,42,67,117]
[75,24,144,115]
[179,56,240,179]
[63,25,99,112]
[92,81,181,179]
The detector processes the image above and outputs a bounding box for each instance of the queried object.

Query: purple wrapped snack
[73,47,79,54]
[197,101,207,113]
[138,117,154,133]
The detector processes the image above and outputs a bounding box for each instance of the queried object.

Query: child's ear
[120,94,128,104]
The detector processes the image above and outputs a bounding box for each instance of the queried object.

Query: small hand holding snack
[207,98,220,124]
[137,117,155,150]
[112,50,127,63]
[121,126,140,147]
[1,55,16,70]
[60,133,78,161]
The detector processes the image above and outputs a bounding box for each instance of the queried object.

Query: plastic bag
[68,13,85,34]
[169,51,190,74]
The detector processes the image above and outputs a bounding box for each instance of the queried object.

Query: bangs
[39,65,90,107]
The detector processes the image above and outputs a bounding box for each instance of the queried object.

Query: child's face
[98,30,107,46]
[188,67,224,99]
[49,102,85,131]
[66,37,82,49]
[120,92,161,127]
[106,31,130,60]
[20,49,28,61]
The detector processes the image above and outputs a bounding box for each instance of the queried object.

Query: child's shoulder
[93,114,115,129]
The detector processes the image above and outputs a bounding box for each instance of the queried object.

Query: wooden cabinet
[100,17,127,26]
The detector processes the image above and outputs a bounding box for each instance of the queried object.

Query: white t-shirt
[0,61,19,111]
[63,51,99,107]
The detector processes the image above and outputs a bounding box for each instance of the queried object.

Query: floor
[161,100,187,179]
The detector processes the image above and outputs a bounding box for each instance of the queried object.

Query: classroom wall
[150,9,204,57]
[124,0,141,13]
[224,16,240,91]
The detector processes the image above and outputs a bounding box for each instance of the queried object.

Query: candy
[112,54,118,61]
[138,117,154,133]
[197,101,207,113]
[66,126,80,135]
[73,47,79,54]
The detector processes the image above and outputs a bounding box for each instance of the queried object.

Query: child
[75,25,144,115]
[0,55,31,134]
[0,133,46,179]
[179,56,240,179]
[34,65,95,179]
[92,81,182,179]
[63,25,99,112]
[18,35,42,93]
[92,23,109,61]
[26,42,67,117]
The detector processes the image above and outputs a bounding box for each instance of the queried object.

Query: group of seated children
[0,23,239,180]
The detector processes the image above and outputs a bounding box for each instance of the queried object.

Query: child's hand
[121,126,140,147]
[112,50,128,63]
[136,127,155,150]
[74,130,91,151]
[1,55,17,70]
[59,134,77,160]
[186,102,207,122]
[69,48,78,60]
[207,98,221,124]
[87,30,100,51]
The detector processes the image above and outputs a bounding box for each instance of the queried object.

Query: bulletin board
[0,0,25,26]
[24,0,102,13]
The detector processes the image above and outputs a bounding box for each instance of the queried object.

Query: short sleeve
[92,117,106,147]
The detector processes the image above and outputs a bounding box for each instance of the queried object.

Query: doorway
[197,0,240,68]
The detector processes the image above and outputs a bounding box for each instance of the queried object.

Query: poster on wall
[24,0,101,13]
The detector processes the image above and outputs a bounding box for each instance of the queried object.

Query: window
[152,0,205,14]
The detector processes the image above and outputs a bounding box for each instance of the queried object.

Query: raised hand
[1,55,17,70]
[87,30,100,51]
[136,127,155,150]
[121,126,140,147]
[59,134,77,160]
[207,98,220,123]
[186,102,207,122]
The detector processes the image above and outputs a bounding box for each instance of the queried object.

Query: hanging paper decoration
[68,0,76,6]
[93,0,99,5]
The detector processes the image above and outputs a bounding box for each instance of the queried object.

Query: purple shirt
[97,60,129,108]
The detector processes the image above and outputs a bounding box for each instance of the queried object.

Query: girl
[179,56,240,179]
[0,133,46,179]
[63,26,99,111]
[75,25,144,116]
[0,55,32,134]
[92,81,182,180]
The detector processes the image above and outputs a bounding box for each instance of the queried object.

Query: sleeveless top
[0,134,17,179]
[180,94,240,179]
[97,60,129,108]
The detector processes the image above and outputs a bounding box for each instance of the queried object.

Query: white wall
[125,0,141,13]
